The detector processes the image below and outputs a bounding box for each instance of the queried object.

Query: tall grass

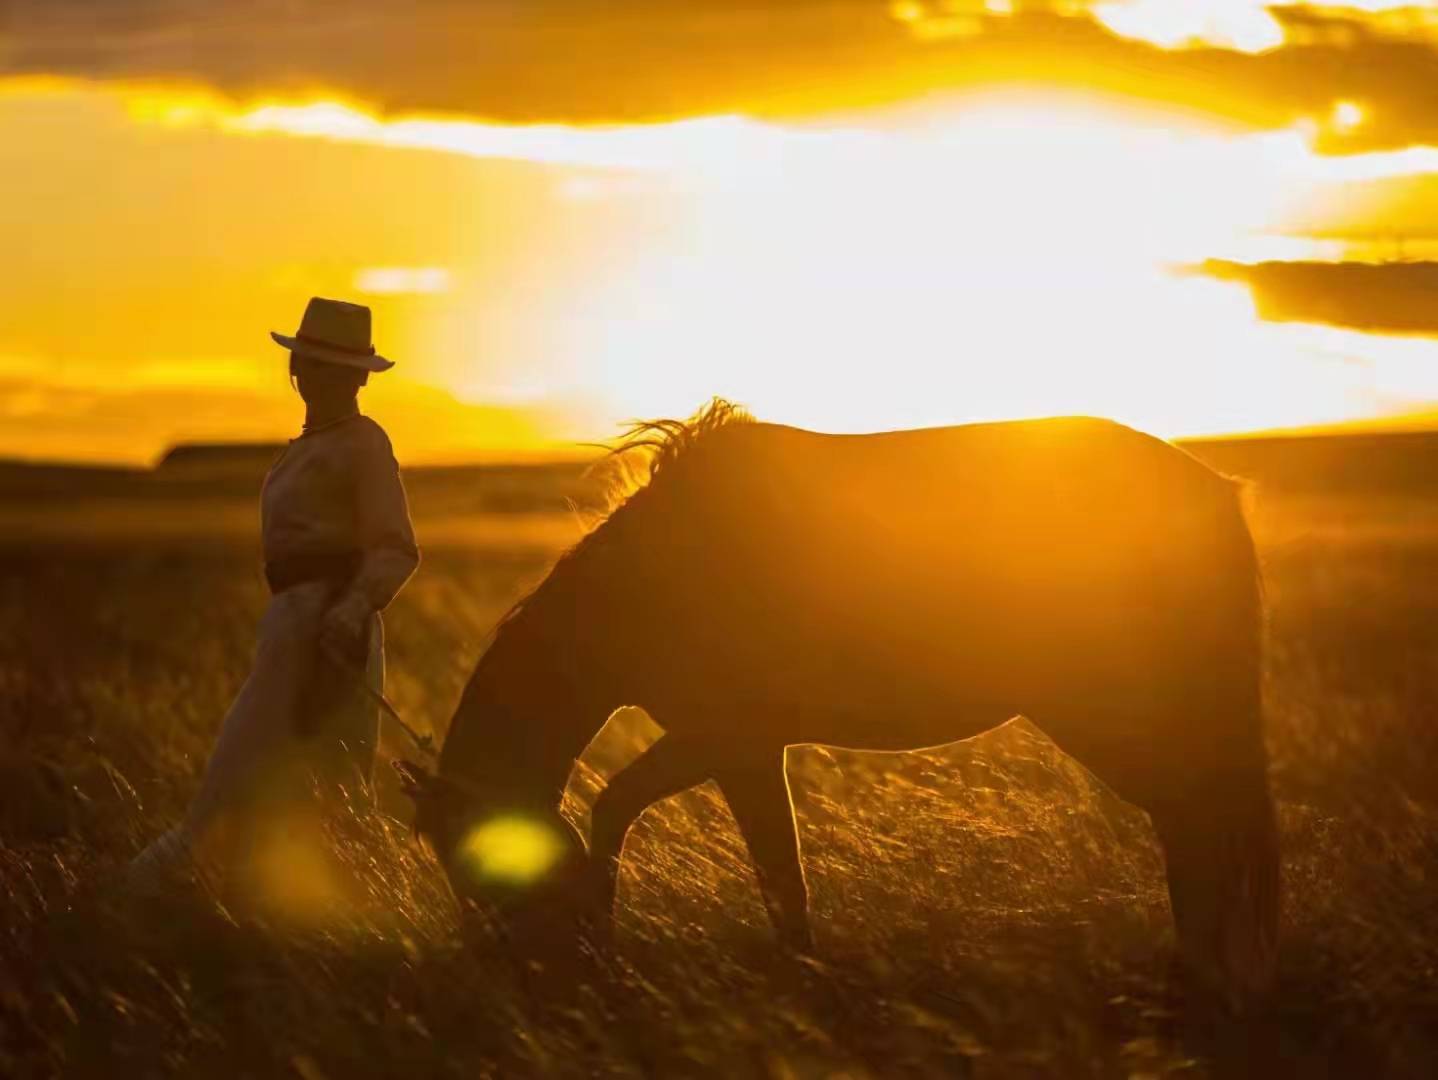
[2,489,1435,1077]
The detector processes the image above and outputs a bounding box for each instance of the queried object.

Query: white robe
[129,412,419,893]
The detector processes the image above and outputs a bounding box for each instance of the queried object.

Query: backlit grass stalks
[3,493,1437,1076]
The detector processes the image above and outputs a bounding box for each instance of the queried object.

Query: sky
[6,1,1438,462]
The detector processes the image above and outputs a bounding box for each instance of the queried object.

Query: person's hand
[319,591,372,666]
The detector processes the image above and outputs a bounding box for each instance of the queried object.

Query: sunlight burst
[11,77,1438,442]
[1092,0,1285,52]
[184,88,1438,436]
[1332,100,1366,134]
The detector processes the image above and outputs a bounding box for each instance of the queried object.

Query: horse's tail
[1157,481,1280,1008]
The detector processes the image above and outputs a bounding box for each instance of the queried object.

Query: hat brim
[271,332,394,372]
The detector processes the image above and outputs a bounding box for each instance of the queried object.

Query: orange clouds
[6,2,1438,150]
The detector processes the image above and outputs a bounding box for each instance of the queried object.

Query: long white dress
[128,412,419,895]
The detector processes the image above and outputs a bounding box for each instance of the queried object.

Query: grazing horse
[403,402,1279,1006]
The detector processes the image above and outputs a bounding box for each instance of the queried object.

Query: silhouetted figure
[129,298,419,902]
[401,401,1278,1012]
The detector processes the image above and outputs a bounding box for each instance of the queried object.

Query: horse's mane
[491,397,752,638]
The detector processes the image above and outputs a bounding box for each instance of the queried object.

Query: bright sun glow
[1087,0,1438,53]
[128,84,1438,438]
[109,80,1438,195]
[1332,100,1365,133]
[10,76,1438,452]
[1091,0,1286,52]
[456,815,567,887]
[353,267,452,296]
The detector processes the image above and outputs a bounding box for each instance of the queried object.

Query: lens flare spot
[1332,100,1365,133]
[245,824,344,924]
[456,816,566,886]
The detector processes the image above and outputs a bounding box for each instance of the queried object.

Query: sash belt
[265,550,362,595]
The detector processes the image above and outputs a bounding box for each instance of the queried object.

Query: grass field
[2,447,1437,1078]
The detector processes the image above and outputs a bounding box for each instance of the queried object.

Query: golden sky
[6,2,1438,462]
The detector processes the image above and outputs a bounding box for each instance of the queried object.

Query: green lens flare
[456,815,566,886]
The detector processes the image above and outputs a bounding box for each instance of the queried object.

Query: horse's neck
[443,586,628,811]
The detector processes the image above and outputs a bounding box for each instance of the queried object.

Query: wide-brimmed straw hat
[271,297,394,372]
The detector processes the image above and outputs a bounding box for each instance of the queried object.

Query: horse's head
[395,760,591,935]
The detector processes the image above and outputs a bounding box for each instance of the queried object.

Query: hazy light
[887,0,1438,53]
[1090,0,1438,52]
[1332,101,1365,134]
[456,815,566,887]
[248,825,343,923]
[540,95,1438,438]
[11,77,1438,450]
[189,88,1438,438]
[354,266,452,295]
[1092,0,1285,52]
[888,1,998,40]
[77,80,1438,194]
[217,99,882,179]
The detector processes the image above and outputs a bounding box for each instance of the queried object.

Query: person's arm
[350,420,420,611]
[321,421,420,659]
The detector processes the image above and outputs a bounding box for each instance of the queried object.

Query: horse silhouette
[402,401,1279,1007]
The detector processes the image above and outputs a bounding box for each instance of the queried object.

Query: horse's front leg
[714,746,814,952]
[587,734,712,930]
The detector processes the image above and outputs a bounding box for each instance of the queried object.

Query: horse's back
[688,416,1245,598]
[645,416,1254,713]
[709,415,1231,511]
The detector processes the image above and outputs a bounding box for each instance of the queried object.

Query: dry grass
[2,481,1436,1077]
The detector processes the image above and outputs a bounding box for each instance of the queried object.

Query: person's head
[289,353,369,407]
[270,297,394,407]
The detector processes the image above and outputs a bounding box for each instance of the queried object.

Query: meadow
[2,439,1436,1078]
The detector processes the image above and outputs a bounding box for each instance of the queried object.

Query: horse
[401,401,1279,1007]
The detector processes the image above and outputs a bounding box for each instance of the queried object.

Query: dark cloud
[1202,259,1438,334]
[5,2,1438,150]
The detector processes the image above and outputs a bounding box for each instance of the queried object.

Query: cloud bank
[1203,259,1438,334]
[5,2,1438,150]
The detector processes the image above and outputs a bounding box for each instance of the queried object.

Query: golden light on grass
[10,466,1438,1072]
[456,815,567,887]
[249,826,345,923]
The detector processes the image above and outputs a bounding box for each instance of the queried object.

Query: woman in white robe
[128,298,419,898]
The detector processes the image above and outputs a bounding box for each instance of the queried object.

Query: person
[127,298,420,902]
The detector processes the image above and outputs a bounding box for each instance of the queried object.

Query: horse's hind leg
[714,747,813,952]
[589,734,712,922]
[1042,702,1279,1008]
[1148,760,1279,1009]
